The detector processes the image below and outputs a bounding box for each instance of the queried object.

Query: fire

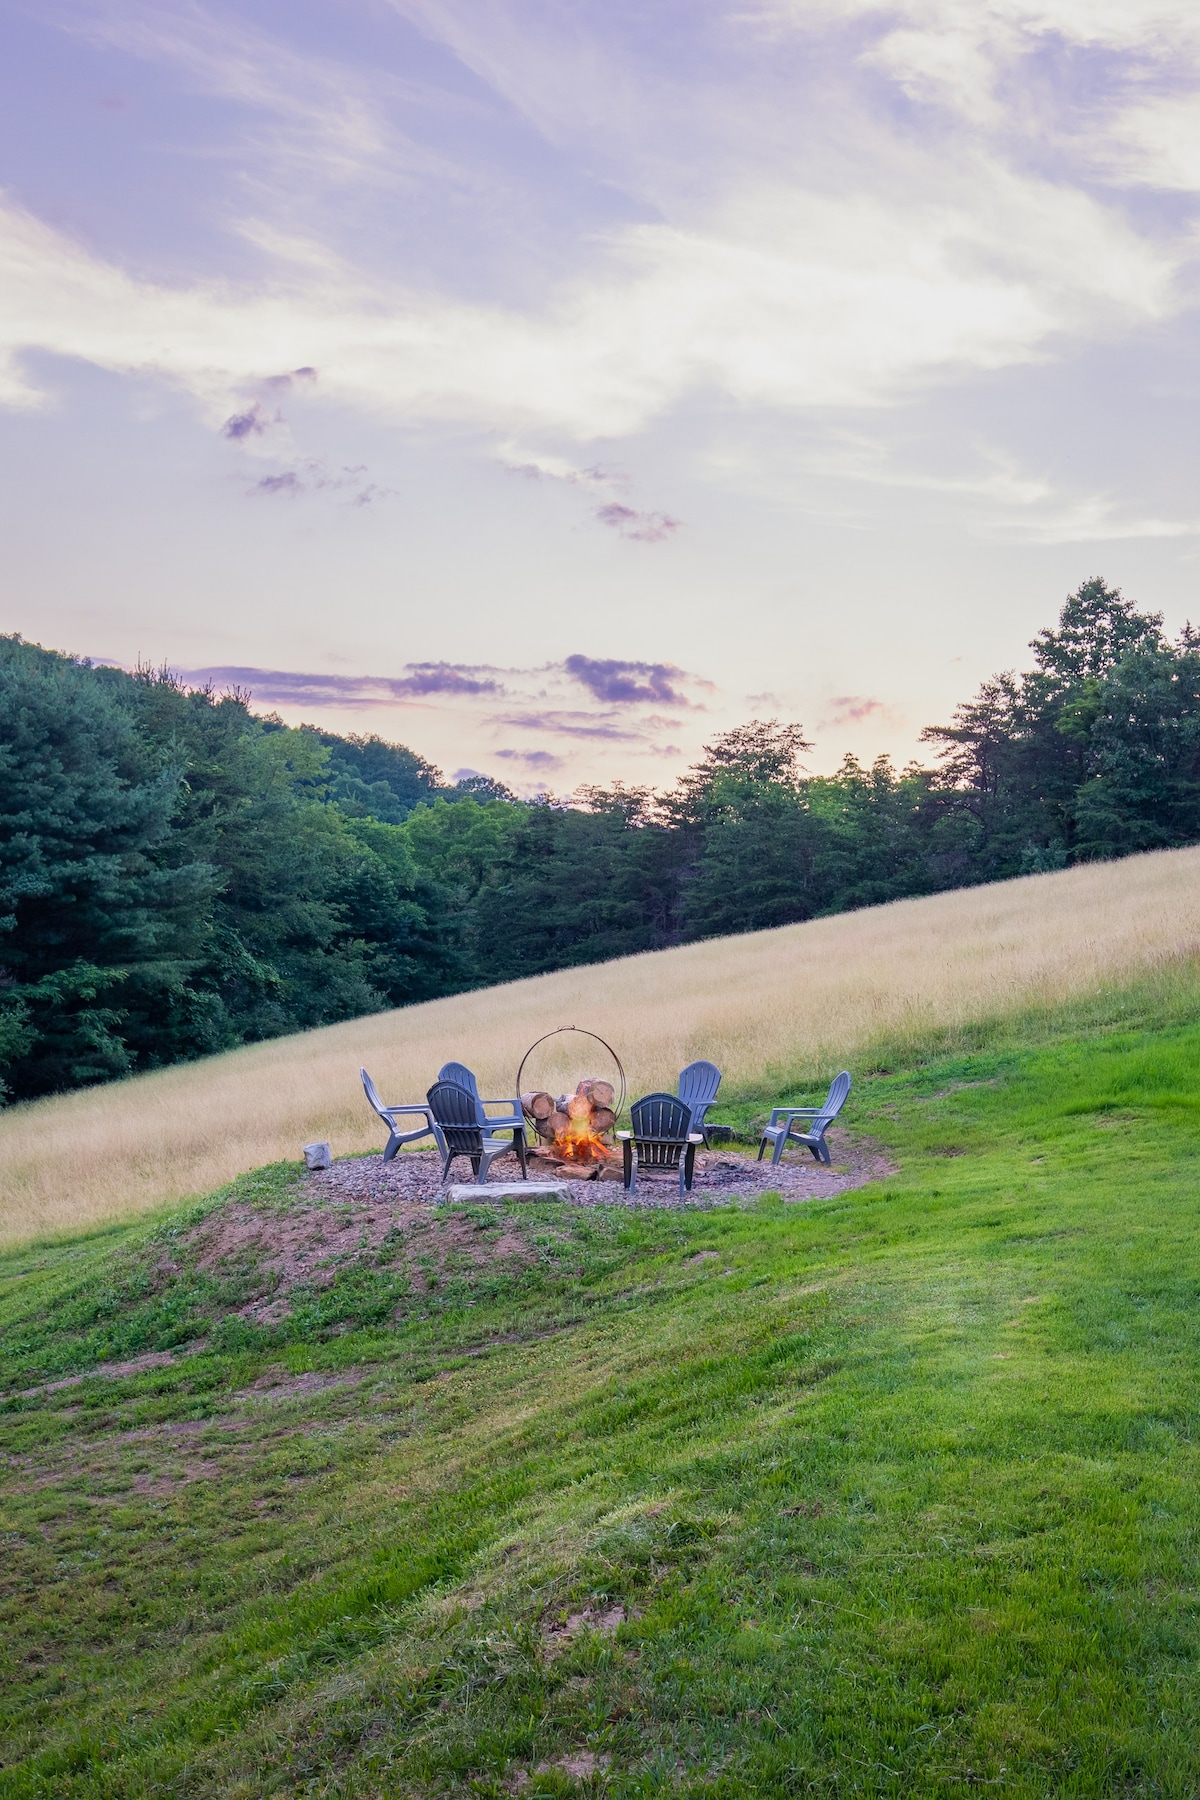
[553,1093,613,1163]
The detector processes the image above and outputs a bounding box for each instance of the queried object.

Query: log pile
[522,1078,616,1156]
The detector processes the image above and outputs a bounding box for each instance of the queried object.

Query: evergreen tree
[0,639,212,1096]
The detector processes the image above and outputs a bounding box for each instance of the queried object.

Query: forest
[3,576,1199,1104]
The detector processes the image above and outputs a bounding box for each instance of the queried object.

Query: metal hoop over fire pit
[516,1026,627,1120]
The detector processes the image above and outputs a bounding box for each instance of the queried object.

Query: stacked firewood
[522,1079,617,1146]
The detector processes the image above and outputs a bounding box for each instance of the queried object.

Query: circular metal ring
[516,1026,627,1118]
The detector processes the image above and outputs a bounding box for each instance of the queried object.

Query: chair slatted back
[678,1060,721,1112]
[438,1061,480,1099]
[361,1068,390,1123]
[427,1081,484,1157]
[813,1071,852,1132]
[630,1092,693,1170]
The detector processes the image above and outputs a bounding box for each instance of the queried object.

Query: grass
[3,967,1200,1794]
[4,843,1200,1245]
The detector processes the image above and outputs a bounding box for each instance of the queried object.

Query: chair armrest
[767,1107,820,1125]
[384,1103,434,1122]
[480,1100,523,1124]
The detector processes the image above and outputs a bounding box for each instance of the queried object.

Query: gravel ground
[304,1127,894,1212]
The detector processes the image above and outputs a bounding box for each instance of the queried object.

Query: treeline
[3,577,1199,1103]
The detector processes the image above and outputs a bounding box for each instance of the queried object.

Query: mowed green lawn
[2,986,1200,1797]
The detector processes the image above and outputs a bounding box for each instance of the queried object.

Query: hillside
[2,961,1200,1794]
[1,844,1199,1246]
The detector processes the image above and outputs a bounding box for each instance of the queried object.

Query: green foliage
[8,575,1200,1103]
[4,982,1200,1791]
[922,576,1200,871]
[0,643,455,1098]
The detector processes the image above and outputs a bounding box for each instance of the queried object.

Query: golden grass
[3,844,1200,1248]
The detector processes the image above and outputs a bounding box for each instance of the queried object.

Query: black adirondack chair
[426,1080,528,1183]
[678,1060,722,1145]
[360,1068,436,1163]
[617,1093,703,1197]
[757,1072,852,1166]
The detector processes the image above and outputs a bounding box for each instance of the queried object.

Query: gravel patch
[306,1126,893,1212]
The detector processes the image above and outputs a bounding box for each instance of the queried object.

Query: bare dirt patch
[542,1603,627,1658]
[182,1196,542,1323]
[16,1349,182,1401]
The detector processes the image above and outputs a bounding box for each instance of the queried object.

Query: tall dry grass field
[3,845,1199,1247]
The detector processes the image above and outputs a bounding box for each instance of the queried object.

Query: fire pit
[516,1027,627,1175]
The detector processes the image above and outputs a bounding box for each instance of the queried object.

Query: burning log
[578,1079,615,1110]
[523,1078,616,1162]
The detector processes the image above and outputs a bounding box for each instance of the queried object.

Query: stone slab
[447,1181,570,1202]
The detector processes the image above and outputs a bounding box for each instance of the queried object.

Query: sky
[2,0,1200,792]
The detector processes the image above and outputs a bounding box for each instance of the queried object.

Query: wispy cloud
[177,663,502,706]
[494,746,564,769]
[822,694,891,726]
[252,470,302,495]
[247,460,391,506]
[500,447,680,542]
[594,502,681,543]
[223,403,268,441]
[493,710,645,742]
[564,655,691,706]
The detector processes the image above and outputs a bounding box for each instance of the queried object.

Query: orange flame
[552,1092,614,1163]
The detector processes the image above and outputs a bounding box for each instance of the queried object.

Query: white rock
[303,1141,332,1170]
[447,1181,568,1201]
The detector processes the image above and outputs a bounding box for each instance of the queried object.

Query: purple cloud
[494,747,564,769]
[824,695,889,725]
[223,404,268,441]
[495,709,643,742]
[400,663,500,696]
[175,664,501,708]
[245,458,392,506]
[564,655,689,707]
[261,367,318,392]
[595,502,680,542]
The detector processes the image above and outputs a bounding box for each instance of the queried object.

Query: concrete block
[447,1181,569,1202]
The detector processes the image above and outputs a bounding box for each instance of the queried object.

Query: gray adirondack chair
[437,1061,526,1140]
[427,1080,528,1183]
[360,1068,436,1163]
[678,1060,722,1144]
[757,1072,852,1166]
[617,1093,703,1197]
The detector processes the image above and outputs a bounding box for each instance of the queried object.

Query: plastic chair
[427,1080,528,1183]
[617,1093,703,1197]
[437,1061,525,1137]
[757,1073,852,1166]
[678,1060,722,1144]
[360,1068,436,1164]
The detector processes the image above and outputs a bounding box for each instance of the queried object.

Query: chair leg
[384,1132,400,1164]
[772,1131,787,1166]
[623,1139,634,1193]
[514,1129,528,1178]
[683,1142,696,1194]
[441,1148,453,1181]
[470,1152,482,1180]
[757,1137,767,1161]
[478,1146,503,1183]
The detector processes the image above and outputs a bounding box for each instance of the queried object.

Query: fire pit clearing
[305,1131,894,1211]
